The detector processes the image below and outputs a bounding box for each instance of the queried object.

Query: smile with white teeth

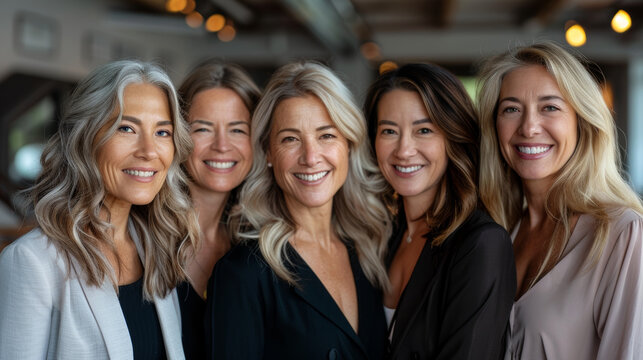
[123,169,155,177]
[294,171,329,182]
[395,165,423,173]
[205,160,236,169]
[517,145,551,155]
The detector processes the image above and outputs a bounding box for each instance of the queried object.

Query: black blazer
[206,241,387,360]
[387,209,516,360]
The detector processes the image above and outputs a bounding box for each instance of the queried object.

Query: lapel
[130,221,185,360]
[76,262,133,359]
[286,243,369,357]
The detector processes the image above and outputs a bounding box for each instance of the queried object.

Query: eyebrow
[499,95,565,103]
[122,115,172,126]
[378,118,432,126]
[276,124,336,135]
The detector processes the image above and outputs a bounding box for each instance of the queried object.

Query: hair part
[230,61,392,289]
[364,63,480,246]
[476,41,643,288]
[30,60,200,300]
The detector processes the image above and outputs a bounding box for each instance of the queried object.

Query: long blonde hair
[30,60,199,299]
[477,41,643,287]
[230,61,391,289]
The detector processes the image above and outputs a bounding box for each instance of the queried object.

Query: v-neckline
[285,241,362,336]
[513,213,591,304]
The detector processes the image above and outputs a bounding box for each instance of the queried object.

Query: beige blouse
[505,208,643,359]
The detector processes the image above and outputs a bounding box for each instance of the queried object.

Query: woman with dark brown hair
[364,63,516,359]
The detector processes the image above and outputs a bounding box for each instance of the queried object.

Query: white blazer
[0,224,185,359]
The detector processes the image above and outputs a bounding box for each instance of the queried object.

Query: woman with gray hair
[0,60,199,359]
[206,61,391,359]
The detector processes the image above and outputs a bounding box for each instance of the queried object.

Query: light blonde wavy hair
[477,41,643,288]
[30,60,200,300]
[230,61,392,289]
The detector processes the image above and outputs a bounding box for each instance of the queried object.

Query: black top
[177,281,207,359]
[386,208,516,360]
[206,242,387,360]
[118,277,167,360]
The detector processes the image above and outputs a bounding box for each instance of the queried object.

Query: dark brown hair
[364,63,480,245]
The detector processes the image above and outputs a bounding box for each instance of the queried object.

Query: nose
[299,138,322,166]
[518,108,541,138]
[211,129,231,152]
[394,133,417,159]
[134,133,159,160]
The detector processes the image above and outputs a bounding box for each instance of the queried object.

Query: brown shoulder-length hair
[364,63,480,246]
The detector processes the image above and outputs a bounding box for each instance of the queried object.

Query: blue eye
[118,126,134,133]
[320,133,336,140]
[193,127,209,133]
[232,128,248,135]
[543,105,559,111]
[157,129,172,137]
[502,107,519,113]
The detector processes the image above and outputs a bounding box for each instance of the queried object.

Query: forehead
[500,65,562,97]
[271,95,334,130]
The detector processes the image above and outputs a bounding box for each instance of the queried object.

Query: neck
[402,192,434,236]
[522,179,554,228]
[189,184,230,245]
[101,196,132,245]
[287,200,335,249]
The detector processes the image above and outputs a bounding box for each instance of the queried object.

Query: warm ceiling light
[218,25,236,42]
[181,0,196,14]
[185,11,203,28]
[206,14,226,32]
[166,0,187,13]
[360,42,381,61]
[565,24,586,47]
[379,61,398,75]
[611,10,632,33]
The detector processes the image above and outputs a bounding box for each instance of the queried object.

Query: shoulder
[607,207,642,231]
[212,241,272,283]
[450,209,513,252]
[0,229,59,267]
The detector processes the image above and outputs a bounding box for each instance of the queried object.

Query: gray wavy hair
[30,60,199,299]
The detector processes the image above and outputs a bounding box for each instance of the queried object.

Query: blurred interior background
[1,0,642,246]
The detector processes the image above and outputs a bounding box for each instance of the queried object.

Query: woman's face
[496,65,578,189]
[185,88,252,194]
[267,95,349,212]
[97,83,174,209]
[375,89,447,207]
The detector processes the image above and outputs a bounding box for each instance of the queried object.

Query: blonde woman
[478,42,643,359]
[0,60,199,359]
[177,60,260,358]
[206,62,391,359]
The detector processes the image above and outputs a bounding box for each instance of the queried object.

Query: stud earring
[267,162,272,167]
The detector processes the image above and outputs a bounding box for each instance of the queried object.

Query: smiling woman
[206,61,391,360]
[0,60,199,359]
[478,41,643,359]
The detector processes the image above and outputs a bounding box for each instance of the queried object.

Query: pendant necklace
[406,231,413,244]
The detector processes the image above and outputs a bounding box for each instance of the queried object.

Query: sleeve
[205,248,267,360]
[594,215,643,359]
[435,225,517,360]
[0,240,54,359]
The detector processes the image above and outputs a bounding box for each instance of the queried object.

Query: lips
[205,160,236,169]
[123,169,155,177]
[517,145,552,155]
[294,171,329,182]
[394,165,423,173]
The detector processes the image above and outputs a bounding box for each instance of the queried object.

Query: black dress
[177,281,207,359]
[206,242,387,360]
[386,209,516,360]
[118,277,167,360]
